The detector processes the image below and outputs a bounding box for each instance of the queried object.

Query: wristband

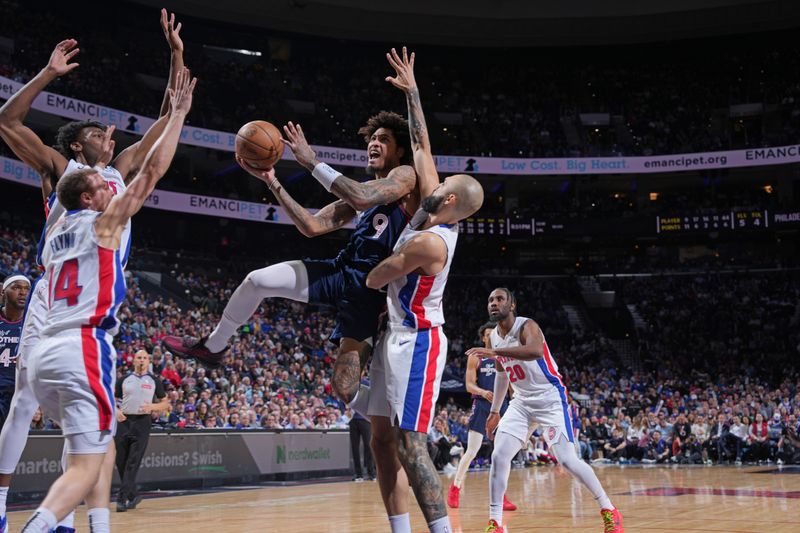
[312,162,342,192]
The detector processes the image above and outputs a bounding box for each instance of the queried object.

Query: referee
[115,349,168,512]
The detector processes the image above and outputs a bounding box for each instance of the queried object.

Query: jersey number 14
[53,259,83,307]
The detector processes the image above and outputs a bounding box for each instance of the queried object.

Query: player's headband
[3,275,30,291]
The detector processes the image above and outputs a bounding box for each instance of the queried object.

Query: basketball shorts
[468,397,509,435]
[28,327,117,437]
[368,325,448,433]
[17,276,48,370]
[0,387,13,431]
[303,259,385,344]
[496,392,574,446]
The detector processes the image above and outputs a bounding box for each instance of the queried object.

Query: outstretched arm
[236,157,356,238]
[96,68,196,248]
[114,9,185,182]
[0,40,76,199]
[386,46,439,199]
[282,122,416,211]
[365,232,446,289]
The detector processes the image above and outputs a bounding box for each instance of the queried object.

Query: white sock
[20,507,56,533]
[549,436,613,510]
[348,385,371,418]
[388,513,412,533]
[87,507,110,533]
[0,486,8,515]
[206,263,308,352]
[57,510,75,529]
[427,516,453,533]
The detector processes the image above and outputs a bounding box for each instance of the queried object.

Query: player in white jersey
[17,66,195,533]
[0,12,184,532]
[358,52,484,530]
[465,288,624,533]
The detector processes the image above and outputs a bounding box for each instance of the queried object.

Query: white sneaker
[777,459,784,466]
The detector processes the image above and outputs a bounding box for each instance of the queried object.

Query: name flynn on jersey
[49,232,76,255]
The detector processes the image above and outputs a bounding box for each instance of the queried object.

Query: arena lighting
[202,44,262,56]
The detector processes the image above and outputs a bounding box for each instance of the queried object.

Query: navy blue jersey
[0,311,22,388]
[475,357,500,396]
[334,202,410,272]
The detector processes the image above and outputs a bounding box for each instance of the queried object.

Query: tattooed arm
[396,430,448,523]
[236,156,356,237]
[386,46,439,199]
[282,121,416,211]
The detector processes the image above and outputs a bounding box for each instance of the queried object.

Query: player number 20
[506,364,526,382]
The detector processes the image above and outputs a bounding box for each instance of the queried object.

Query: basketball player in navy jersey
[0,276,30,428]
[447,321,516,511]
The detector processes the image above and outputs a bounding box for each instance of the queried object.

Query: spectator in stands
[749,413,770,462]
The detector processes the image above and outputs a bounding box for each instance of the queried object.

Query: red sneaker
[484,519,504,532]
[502,493,517,511]
[162,336,224,369]
[447,483,460,508]
[600,508,624,533]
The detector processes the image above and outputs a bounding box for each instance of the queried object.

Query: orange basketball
[235,120,284,170]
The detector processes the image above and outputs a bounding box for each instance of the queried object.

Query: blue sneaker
[0,514,7,533]
[54,528,76,533]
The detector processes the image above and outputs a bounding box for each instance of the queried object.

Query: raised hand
[235,155,279,189]
[160,8,184,53]
[46,39,80,76]
[169,67,197,115]
[385,46,417,93]
[282,121,318,171]
[95,125,116,168]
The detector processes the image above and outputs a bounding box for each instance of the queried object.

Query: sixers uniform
[302,201,410,343]
[28,208,126,436]
[469,358,509,435]
[0,311,22,427]
[0,161,130,474]
[369,222,458,432]
[492,316,574,446]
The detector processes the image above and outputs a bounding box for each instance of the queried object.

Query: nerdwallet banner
[11,431,351,495]
[0,156,356,229]
[2,74,800,175]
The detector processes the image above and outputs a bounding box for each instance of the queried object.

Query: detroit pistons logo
[547,426,557,442]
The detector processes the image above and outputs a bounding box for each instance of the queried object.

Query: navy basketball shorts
[303,259,385,344]
[469,397,509,436]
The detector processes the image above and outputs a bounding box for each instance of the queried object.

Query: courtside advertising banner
[12,431,351,495]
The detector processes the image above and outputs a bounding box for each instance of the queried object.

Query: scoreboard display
[458,210,800,238]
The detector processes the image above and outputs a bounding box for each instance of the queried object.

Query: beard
[421,193,445,214]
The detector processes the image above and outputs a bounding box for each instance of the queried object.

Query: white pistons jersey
[61,160,131,267]
[41,209,126,336]
[387,223,458,330]
[491,316,569,402]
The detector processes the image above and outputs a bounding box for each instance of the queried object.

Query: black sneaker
[127,495,143,509]
[162,335,225,369]
[116,500,127,513]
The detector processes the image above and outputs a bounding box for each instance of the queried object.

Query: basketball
[235,120,284,170]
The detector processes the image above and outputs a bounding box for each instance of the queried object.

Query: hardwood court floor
[9,464,800,532]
